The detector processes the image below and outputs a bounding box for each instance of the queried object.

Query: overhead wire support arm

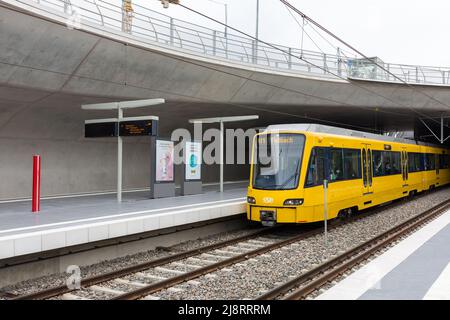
[419,115,450,144]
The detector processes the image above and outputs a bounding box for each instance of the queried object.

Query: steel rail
[111,227,324,300]
[111,199,413,300]
[10,190,441,300]
[12,226,276,300]
[257,198,450,300]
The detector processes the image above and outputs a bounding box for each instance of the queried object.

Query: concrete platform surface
[316,209,450,300]
[0,182,247,260]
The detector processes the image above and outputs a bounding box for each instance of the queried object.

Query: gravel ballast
[154,188,450,300]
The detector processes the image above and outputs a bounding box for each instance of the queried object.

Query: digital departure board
[85,118,158,138]
[85,121,118,138]
[119,119,158,136]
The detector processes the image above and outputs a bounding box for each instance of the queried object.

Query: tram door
[361,144,373,195]
[401,148,409,187]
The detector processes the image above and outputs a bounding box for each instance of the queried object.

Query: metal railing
[15,0,450,85]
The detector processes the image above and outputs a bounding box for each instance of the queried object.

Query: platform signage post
[82,99,164,203]
[188,115,259,193]
[323,179,328,251]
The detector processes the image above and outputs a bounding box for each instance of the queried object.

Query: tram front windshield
[252,133,305,190]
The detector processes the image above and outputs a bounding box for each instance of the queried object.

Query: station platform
[316,209,450,300]
[0,182,247,260]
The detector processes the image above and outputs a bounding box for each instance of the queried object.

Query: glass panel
[372,150,383,177]
[252,133,305,190]
[416,153,424,171]
[306,147,326,187]
[424,154,435,170]
[408,153,417,172]
[389,152,401,175]
[343,149,361,179]
[329,148,344,182]
[441,154,450,169]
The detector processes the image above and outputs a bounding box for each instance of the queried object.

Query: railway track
[10,195,416,300]
[256,198,450,300]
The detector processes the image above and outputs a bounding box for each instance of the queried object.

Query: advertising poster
[155,140,174,182]
[185,141,202,180]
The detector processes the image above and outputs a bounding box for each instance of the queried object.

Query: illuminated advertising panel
[185,141,201,181]
[155,140,174,182]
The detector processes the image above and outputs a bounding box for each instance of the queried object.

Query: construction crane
[122,0,134,33]
[121,0,179,33]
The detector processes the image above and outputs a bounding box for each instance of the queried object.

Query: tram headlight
[283,198,303,206]
[247,196,256,204]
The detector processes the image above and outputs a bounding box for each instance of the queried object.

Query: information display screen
[85,122,118,138]
[185,141,202,181]
[155,140,174,182]
[119,120,157,136]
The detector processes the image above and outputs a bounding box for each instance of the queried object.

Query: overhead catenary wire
[279,0,450,125]
[177,1,449,130]
[283,4,352,60]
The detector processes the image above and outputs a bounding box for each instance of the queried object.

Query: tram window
[305,147,326,187]
[372,150,383,176]
[408,153,416,172]
[382,152,392,175]
[388,152,401,175]
[408,153,422,172]
[343,149,361,179]
[417,153,425,171]
[372,151,401,176]
[329,149,344,181]
[424,154,435,170]
[439,154,449,169]
[416,153,422,171]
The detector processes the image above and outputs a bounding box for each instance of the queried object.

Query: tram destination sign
[85,117,158,138]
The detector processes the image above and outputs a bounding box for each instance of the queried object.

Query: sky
[133,0,450,67]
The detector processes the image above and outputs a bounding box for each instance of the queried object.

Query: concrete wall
[0,90,251,199]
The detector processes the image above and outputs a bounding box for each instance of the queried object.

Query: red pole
[32,155,41,212]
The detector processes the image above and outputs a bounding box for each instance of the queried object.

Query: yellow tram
[247,124,450,225]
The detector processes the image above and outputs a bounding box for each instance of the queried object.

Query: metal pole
[323,179,328,248]
[213,30,217,56]
[441,114,444,144]
[225,3,228,58]
[255,0,259,64]
[224,3,228,37]
[117,106,123,203]
[220,121,224,192]
[255,0,259,40]
[337,47,342,77]
[170,17,174,46]
[288,47,292,69]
